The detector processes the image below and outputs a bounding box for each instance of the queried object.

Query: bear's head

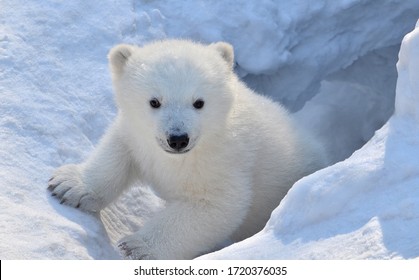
[108,40,236,155]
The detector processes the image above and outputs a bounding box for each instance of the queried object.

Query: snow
[1,0,419,259]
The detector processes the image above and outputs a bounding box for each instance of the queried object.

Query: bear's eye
[193,99,205,109]
[150,98,161,109]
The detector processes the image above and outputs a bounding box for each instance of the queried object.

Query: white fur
[49,40,328,259]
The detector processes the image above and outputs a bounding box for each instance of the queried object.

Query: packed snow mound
[202,20,419,260]
[1,0,419,259]
[395,22,419,122]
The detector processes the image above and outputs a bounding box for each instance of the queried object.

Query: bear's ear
[108,44,135,75]
[211,42,234,68]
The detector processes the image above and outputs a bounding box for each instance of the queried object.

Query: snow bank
[1,0,419,259]
[132,0,419,110]
[203,20,419,260]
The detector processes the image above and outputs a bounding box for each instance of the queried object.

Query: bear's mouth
[164,148,192,154]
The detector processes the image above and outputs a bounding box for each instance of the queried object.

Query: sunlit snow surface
[1,0,419,259]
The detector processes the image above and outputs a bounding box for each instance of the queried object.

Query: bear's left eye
[193,99,205,109]
[150,98,161,109]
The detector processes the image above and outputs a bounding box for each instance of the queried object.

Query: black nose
[167,134,189,151]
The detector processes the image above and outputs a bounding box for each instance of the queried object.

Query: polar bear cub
[48,40,327,259]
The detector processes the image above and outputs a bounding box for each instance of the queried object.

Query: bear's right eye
[150,98,161,109]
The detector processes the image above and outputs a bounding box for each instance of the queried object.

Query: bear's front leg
[48,120,135,212]
[118,197,249,259]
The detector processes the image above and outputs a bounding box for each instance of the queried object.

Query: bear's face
[109,40,236,155]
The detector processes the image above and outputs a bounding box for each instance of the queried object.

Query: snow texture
[1,0,419,259]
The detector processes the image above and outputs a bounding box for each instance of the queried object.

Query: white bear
[48,39,327,259]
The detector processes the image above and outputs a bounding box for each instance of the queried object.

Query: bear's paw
[118,234,156,260]
[48,164,102,212]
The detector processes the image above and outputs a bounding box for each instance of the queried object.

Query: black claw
[118,242,132,256]
[47,182,61,192]
[138,254,149,260]
[61,187,71,197]
[124,248,132,256]
[51,192,57,197]
[48,177,54,182]
[60,198,67,204]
